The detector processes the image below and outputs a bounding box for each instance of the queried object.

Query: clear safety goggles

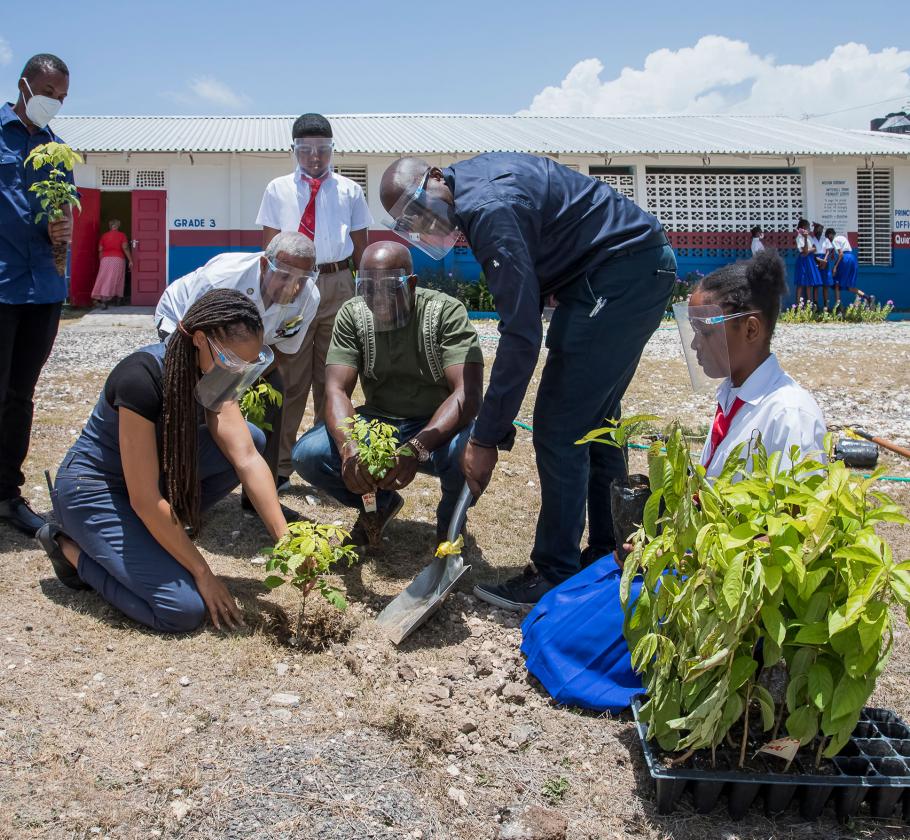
[262,256,319,307]
[381,168,460,261]
[673,303,736,394]
[195,336,274,411]
[355,269,414,332]
[293,137,334,179]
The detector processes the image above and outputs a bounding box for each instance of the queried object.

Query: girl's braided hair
[162,288,262,531]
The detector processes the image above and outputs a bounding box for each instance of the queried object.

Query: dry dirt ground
[1,313,909,840]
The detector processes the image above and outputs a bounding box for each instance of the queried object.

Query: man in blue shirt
[0,54,73,536]
[380,153,676,609]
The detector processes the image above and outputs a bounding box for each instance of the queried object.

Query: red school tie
[298,176,322,240]
[706,397,746,466]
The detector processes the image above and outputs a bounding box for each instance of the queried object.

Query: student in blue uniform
[380,153,677,609]
[36,290,290,633]
[828,228,861,308]
[521,250,827,711]
[812,222,833,309]
[794,218,821,307]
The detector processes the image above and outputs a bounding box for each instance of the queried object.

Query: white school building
[53,113,910,307]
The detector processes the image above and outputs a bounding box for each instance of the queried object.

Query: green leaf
[760,603,787,647]
[807,663,834,711]
[722,553,745,611]
[752,684,776,730]
[786,705,820,745]
[263,574,286,589]
[794,622,828,645]
[730,656,758,690]
[831,675,870,722]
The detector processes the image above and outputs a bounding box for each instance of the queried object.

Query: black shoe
[345,492,404,549]
[580,544,616,568]
[241,492,301,522]
[473,564,556,611]
[275,475,291,493]
[36,523,90,590]
[0,496,46,537]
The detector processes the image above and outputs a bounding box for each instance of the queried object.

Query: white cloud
[166,75,250,111]
[523,37,910,128]
[0,36,12,66]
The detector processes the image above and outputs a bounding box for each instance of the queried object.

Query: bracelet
[407,437,431,463]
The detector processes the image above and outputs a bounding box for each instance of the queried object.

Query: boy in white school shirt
[256,113,373,488]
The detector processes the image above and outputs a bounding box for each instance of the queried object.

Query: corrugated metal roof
[50,113,910,157]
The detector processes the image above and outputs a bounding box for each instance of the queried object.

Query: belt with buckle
[317,260,349,275]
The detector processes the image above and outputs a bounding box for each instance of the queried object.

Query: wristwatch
[408,437,431,463]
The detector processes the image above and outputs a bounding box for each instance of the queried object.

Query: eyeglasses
[293,140,334,157]
[689,310,760,333]
[206,336,271,371]
[266,256,317,285]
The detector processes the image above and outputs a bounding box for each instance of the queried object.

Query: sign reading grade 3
[173,218,216,228]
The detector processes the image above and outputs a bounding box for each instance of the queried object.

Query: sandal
[36,523,90,590]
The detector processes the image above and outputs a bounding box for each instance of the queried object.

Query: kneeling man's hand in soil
[377,451,419,492]
[341,446,376,496]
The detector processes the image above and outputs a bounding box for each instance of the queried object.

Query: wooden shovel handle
[855,429,910,460]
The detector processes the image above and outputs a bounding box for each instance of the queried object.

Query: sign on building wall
[821,179,850,231]
[173,218,218,228]
[894,207,910,248]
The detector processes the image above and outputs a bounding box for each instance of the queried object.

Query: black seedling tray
[631,697,910,822]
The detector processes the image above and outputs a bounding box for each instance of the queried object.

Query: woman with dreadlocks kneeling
[36,289,289,632]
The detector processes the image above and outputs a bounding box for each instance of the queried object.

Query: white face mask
[22,77,62,129]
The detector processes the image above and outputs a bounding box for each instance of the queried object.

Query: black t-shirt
[103,351,165,423]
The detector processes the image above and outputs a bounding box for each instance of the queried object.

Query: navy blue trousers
[53,423,265,633]
[292,413,472,537]
[531,244,677,583]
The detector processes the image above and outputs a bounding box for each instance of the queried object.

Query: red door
[70,187,101,307]
[131,190,167,305]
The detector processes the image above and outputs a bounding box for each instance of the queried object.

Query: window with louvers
[334,165,368,198]
[645,171,803,232]
[856,169,892,267]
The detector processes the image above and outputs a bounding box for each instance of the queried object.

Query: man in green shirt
[292,241,483,546]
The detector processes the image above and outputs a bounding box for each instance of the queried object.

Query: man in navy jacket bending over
[380,153,676,610]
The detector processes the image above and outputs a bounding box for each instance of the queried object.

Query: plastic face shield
[673,303,732,394]
[355,270,414,331]
[294,138,334,179]
[381,169,460,261]
[195,337,274,411]
[262,257,319,308]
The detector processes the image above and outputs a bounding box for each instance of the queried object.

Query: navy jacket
[444,152,664,447]
[0,102,72,304]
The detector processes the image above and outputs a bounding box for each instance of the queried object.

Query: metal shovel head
[375,553,472,645]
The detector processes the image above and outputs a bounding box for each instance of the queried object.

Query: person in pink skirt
[91,219,132,308]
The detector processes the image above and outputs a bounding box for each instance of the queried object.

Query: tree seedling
[262,521,358,645]
[341,416,413,513]
[240,378,282,432]
[24,142,83,277]
[598,419,910,769]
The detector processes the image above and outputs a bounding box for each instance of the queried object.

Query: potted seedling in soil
[24,142,83,277]
[577,414,658,565]
[262,521,358,645]
[341,416,412,515]
[240,378,283,431]
[614,421,910,791]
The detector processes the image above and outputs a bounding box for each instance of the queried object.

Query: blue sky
[1,0,907,128]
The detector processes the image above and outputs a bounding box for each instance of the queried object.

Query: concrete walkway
[65,305,155,330]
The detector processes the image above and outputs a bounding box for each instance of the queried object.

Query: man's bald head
[360,241,413,274]
[379,157,434,212]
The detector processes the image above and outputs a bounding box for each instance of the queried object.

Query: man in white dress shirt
[155,231,320,498]
[256,113,373,488]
